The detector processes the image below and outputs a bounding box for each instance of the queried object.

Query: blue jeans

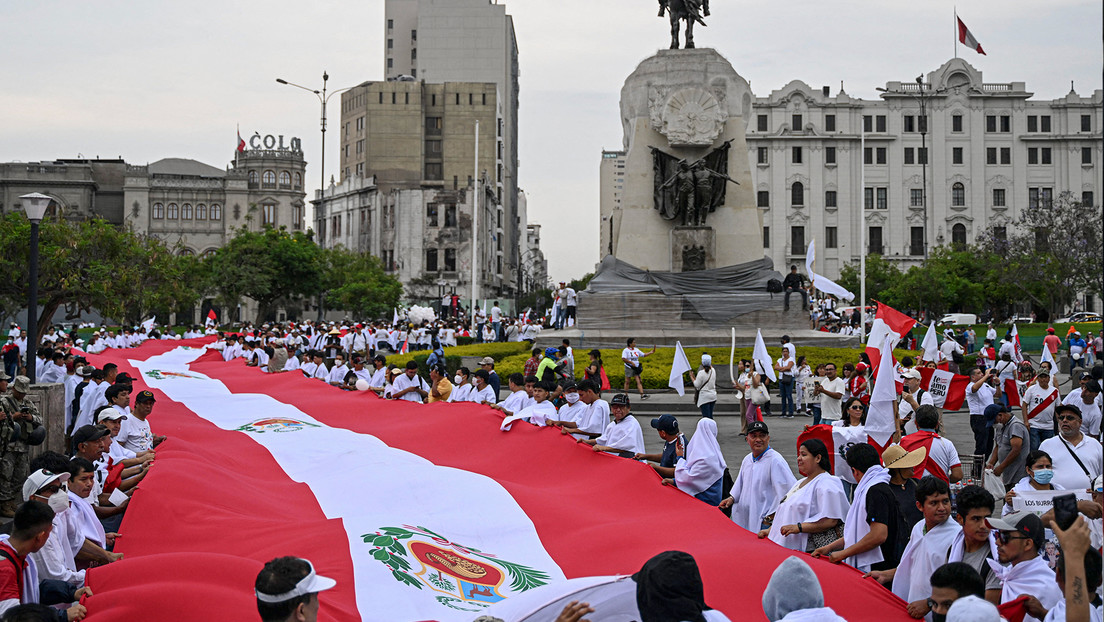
[1029,427,1055,452]
[811,404,822,426]
[699,401,715,419]
[779,377,795,416]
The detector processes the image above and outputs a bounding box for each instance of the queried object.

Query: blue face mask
[1032,469,1054,485]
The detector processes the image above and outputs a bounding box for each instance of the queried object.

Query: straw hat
[881,444,926,469]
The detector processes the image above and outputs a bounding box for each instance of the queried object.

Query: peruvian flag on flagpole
[236,126,246,152]
[864,301,916,375]
[957,16,986,55]
[205,309,218,328]
[1010,323,1024,363]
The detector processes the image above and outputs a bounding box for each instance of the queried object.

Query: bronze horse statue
[659,0,709,49]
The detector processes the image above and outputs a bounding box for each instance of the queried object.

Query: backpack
[766,279,783,294]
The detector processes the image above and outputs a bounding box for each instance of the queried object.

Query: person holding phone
[621,339,655,401]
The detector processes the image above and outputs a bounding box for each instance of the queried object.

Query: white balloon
[355,379,371,391]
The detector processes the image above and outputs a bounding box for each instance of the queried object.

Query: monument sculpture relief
[652,141,736,227]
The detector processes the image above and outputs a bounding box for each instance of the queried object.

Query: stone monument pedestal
[671,227,714,271]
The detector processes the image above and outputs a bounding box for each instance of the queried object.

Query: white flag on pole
[668,341,693,397]
[805,239,855,302]
[753,329,777,382]
[392,308,399,326]
[920,322,940,362]
[866,335,898,446]
[1040,344,1057,369]
[141,316,156,332]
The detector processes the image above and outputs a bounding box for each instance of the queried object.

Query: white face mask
[565,392,580,404]
[454,374,463,385]
[47,490,69,514]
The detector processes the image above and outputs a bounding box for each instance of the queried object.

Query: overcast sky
[2,1,1100,282]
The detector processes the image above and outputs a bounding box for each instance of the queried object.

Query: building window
[1000,115,1011,132]
[263,170,276,189]
[993,189,1006,207]
[952,147,964,165]
[210,204,222,220]
[426,249,438,272]
[426,140,443,156]
[292,205,302,230]
[910,227,924,256]
[181,203,192,220]
[791,114,803,131]
[876,147,886,164]
[279,171,291,188]
[387,18,393,29]
[918,147,928,164]
[248,171,259,188]
[1082,115,1092,132]
[877,187,887,210]
[1081,191,1094,206]
[294,172,302,189]
[825,226,837,249]
[791,182,804,206]
[167,203,179,219]
[904,115,916,133]
[863,115,873,133]
[152,202,164,219]
[757,147,768,164]
[444,204,457,227]
[1040,115,1051,132]
[426,204,438,227]
[864,187,874,210]
[444,248,456,272]
[757,190,769,208]
[986,115,997,132]
[825,147,836,164]
[951,182,965,207]
[757,114,768,132]
[876,115,886,132]
[1028,148,1038,165]
[825,190,837,208]
[986,148,997,165]
[904,148,915,165]
[825,115,836,132]
[763,226,770,248]
[1041,148,1052,165]
[790,226,805,254]
[1082,147,1092,164]
[951,223,967,248]
[993,226,1007,242]
[263,203,276,226]
[196,203,207,220]
[425,162,443,180]
[1029,187,1040,208]
[1027,116,1038,132]
[910,188,923,207]
[1000,147,1010,164]
[869,227,883,255]
[864,147,873,165]
[792,147,802,164]
[425,117,442,133]
[411,29,416,40]
[952,115,963,132]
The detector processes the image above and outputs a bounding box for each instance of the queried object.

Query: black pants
[969,415,994,458]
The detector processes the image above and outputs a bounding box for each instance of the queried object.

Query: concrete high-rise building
[384,0,521,303]
[598,150,626,258]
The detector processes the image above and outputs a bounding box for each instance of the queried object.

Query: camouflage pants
[0,449,29,503]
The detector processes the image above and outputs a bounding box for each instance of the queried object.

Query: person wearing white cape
[665,418,727,506]
[761,438,848,553]
[719,421,797,533]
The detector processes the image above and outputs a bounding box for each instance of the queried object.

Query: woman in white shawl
[666,418,727,506]
[760,438,849,552]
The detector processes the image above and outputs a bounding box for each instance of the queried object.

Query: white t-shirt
[818,377,847,421]
[1039,434,1104,491]
[469,384,497,404]
[927,435,963,476]
[1022,383,1059,430]
[490,306,502,322]
[391,374,428,403]
[621,347,643,367]
[117,415,153,454]
[900,390,935,435]
[966,382,996,416]
[565,288,577,306]
[1062,392,1103,437]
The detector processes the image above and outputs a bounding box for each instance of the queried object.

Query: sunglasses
[849,404,864,410]
[1057,415,1080,422]
[994,531,1031,545]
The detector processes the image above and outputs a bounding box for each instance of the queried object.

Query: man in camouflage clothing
[0,375,42,517]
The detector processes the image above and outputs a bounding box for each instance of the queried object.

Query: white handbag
[749,385,770,405]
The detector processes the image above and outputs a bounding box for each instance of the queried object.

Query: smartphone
[1053,493,1078,530]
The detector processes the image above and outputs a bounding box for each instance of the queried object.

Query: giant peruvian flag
[79,340,912,621]
[917,366,969,410]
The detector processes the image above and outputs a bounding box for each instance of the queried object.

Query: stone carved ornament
[650,87,728,147]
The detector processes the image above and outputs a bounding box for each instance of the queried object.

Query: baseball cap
[900,368,921,380]
[114,372,135,383]
[22,469,71,502]
[72,424,110,447]
[650,414,678,433]
[479,356,495,366]
[99,409,127,422]
[747,421,769,435]
[881,444,927,469]
[610,393,630,406]
[134,390,157,404]
[855,362,868,372]
[983,403,1009,428]
[255,558,337,604]
[1035,367,1050,377]
[986,511,1045,549]
[77,365,93,377]
[946,595,1000,622]
[544,347,559,357]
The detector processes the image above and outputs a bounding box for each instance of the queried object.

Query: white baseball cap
[22,469,70,502]
[255,559,336,603]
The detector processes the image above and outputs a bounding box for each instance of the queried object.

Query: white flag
[1040,345,1057,368]
[141,316,156,331]
[920,322,940,362]
[392,308,399,326]
[866,335,898,446]
[668,341,693,397]
[753,329,777,383]
[805,239,855,301]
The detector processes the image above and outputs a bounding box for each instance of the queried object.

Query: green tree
[836,254,903,305]
[205,226,323,324]
[883,246,986,317]
[320,247,403,319]
[977,191,1104,320]
[0,213,202,339]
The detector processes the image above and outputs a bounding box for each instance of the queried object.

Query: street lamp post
[19,193,51,383]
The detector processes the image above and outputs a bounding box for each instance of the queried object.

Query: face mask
[1032,469,1054,485]
[932,613,946,622]
[565,392,580,404]
[48,490,69,514]
[454,374,463,385]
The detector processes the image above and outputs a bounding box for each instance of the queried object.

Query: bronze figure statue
[652,141,737,226]
[658,0,709,49]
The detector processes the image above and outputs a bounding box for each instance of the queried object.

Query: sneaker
[640,394,650,400]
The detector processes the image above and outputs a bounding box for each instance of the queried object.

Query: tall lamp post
[19,193,51,383]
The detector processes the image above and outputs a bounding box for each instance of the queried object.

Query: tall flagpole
[860,125,867,344]
[471,120,480,336]
[954,8,958,59]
